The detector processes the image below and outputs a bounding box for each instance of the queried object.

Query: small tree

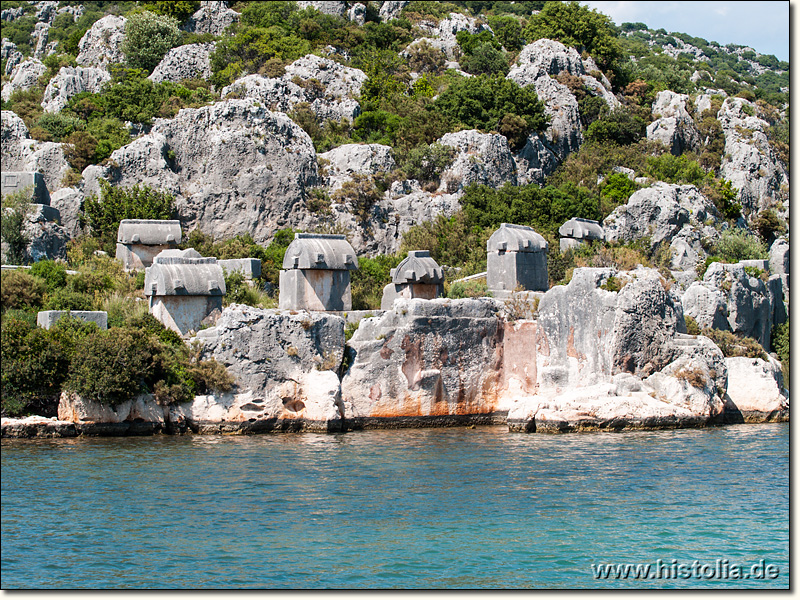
[82,180,177,254]
[1,189,31,265]
[121,10,182,73]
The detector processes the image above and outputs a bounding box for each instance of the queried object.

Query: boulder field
[4,267,787,438]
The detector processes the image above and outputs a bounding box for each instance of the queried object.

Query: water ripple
[1,424,788,589]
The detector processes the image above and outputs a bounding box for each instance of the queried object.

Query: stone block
[37,310,108,330]
[218,258,262,280]
[1,171,49,204]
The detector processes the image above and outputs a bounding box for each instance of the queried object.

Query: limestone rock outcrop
[646,90,701,155]
[82,99,319,244]
[409,12,491,60]
[148,43,215,84]
[76,15,127,68]
[190,304,346,432]
[723,356,789,422]
[41,66,111,113]
[183,1,239,36]
[718,97,788,219]
[2,38,23,75]
[508,39,620,175]
[341,298,509,425]
[380,1,408,21]
[682,261,775,350]
[222,54,366,122]
[318,143,396,191]
[437,129,517,192]
[603,182,722,270]
[1,58,46,102]
[296,1,348,18]
[2,110,33,172]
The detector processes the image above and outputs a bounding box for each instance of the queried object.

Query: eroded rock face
[723,356,789,422]
[41,66,111,113]
[380,0,408,21]
[718,97,788,219]
[341,298,509,425]
[508,39,618,168]
[183,1,239,36]
[603,182,722,270]
[682,261,774,350]
[318,143,396,191]
[409,12,491,60]
[1,58,46,102]
[1,110,31,172]
[23,141,69,194]
[222,54,366,123]
[76,15,126,68]
[190,304,346,431]
[437,129,517,192]
[82,99,319,244]
[2,38,23,75]
[646,90,701,155]
[148,43,215,84]
[296,1,348,17]
[49,187,84,237]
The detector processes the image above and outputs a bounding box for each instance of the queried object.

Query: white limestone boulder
[76,15,127,68]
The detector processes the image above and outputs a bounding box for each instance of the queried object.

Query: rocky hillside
[0,1,789,367]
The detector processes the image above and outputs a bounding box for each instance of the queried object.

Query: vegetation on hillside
[0,1,790,414]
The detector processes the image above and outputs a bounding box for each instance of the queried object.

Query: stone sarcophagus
[144,249,225,335]
[486,223,548,295]
[380,250,445,310]
[116,219,182,270]
[558,217,604,252]
[278,233,358,311]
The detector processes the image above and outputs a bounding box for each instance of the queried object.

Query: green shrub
[585,108,646,145]
[702,328,766,360]
[64,328,156,406]
[432,73,548,137]
[600,172,639,217]
[645,153,707,186]
[351,254,404,310]
[30,260,68,292]
[1,317,72,417]
[34,112,85,142]
[684,315,701,335]
[82,180,176,254]
[771,319,789,388]
[754,208,786,242]
[143,0,200,23]
[121,10,182,72]
[459,42,510,76]
[525,1,622,70]
[396,142,457,185]
[447,279,490,299]
[701,179,741,220]
[712,228,768,263]
[1,189,31,265]
[0,270,45,311]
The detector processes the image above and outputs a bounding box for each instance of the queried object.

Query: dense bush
[351,254,403,310]
[525,1,621,70]
[1,189,31,265]
[82,180,177,254]
[121,10,182,72]
[644,154,707,186]
[1,315,97,417]
[771,319,789,388]
[584,108,646,145]
[701,328,766,360]
[0,270,45,311]
[432,74,548,140]
[711,228,768,263]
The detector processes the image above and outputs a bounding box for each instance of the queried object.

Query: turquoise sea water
[1,423,789,589]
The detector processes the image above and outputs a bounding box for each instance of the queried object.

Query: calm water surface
[1,423,788,589]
